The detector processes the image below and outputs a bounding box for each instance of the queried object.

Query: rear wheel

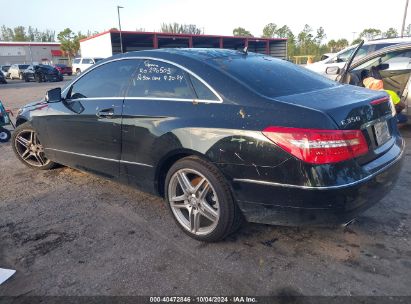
[0,127,11,142]
[165,156,242,242]
[12,123,56,170]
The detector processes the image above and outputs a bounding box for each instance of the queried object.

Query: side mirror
[45,87,61,103]
[377,63,389,71]
[326,66,340,75]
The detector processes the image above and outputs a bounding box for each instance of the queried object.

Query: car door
[43,59,139,178]
[120,58,221,192]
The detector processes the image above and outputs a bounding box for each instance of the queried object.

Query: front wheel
[0,127,11,142]
[12,123,56,170]
[165,156,242,242]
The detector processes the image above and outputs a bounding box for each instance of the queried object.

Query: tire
[12,122,56,170]
[76,69,81,76]
[165,156,243,242]
[0,127,11,142]
[24,76,29,82]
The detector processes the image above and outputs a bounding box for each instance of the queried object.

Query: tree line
[0,25,55,42]
[232,23,411,60]
[2,23,411,62]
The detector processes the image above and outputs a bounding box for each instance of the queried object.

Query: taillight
[262,127,369,164]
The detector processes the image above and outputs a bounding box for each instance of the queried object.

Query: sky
[1,0,410,42]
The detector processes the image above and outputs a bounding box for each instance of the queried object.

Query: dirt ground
[0,79,410,296]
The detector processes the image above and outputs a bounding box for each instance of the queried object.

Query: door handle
[96,108,114,118]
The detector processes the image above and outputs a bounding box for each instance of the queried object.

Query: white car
[72,57,103,75]
[307,37,411,80]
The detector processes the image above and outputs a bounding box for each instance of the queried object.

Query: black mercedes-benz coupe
[12,49,404,241]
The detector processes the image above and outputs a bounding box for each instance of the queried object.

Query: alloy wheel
[168,168,220,236]
[14,130,50,167]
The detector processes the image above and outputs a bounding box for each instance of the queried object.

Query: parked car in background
[0,65,10,77]
[53,64,72,76]
[307,37,411,79]
[8,64,30,80]
[0,71,7,84]
[23,64,63,83]
[326,42,411,121]
[72,57,103,75]
[12,49,404,241]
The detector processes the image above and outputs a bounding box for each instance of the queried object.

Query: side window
[68,59,138,99]
[73,59,80,64]
[354,50,411,71]
[127,60,195,99]
[189,75,219,101]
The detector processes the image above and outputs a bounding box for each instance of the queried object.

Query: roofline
[0,42,60,47]
[79,30,287,43]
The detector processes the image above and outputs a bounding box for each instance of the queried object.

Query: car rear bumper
[230,139,404,226]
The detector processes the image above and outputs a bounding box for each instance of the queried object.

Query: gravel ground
[0,79,410,296]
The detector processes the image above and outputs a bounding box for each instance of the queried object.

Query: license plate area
[373,120,391,146]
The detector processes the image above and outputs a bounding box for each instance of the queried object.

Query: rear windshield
[210,55,337,98]
[19,65,29,69]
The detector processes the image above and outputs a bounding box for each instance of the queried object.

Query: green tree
[0,25,14,41]
[262,23,277,38]
[328,39,337,52]
[276,25,291,38]
[359,28,382,40]
[57,28,79,60]
[13,26,28,41]
[232,27,253,37]
[384,27,398,38]
[315,27,326,45]
[336,38,349,50]
[297,24,314,55]
[160,23,202,34]
[352,37,363,45]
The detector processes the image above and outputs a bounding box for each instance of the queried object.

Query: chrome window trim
[45,148,153,168]
[62,56,223,104]
[62,96,221,104]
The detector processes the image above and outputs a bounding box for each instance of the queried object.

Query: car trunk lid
[275,84,396,164]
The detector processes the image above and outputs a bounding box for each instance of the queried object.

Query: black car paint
[23,65,63,82]
[15,49,404,226]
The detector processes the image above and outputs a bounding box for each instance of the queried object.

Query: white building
[0,41,66,65]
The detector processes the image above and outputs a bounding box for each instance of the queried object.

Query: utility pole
[117,5,124,53]
[401,0,409,37]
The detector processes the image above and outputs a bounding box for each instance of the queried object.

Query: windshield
[19,65,29,69]
[211,54,338,98]
[1,66,10,72]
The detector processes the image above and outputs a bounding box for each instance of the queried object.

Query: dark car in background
[8,64,30,80]
[0,65,10,78]
[0,71,7,84]
[53,64,72,76]
[23,64,63,83]
[12,49,404,241]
